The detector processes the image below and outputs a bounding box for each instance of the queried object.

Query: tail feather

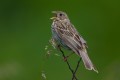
[79,49,98,73]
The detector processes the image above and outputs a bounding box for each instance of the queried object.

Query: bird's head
[50,11,69,20]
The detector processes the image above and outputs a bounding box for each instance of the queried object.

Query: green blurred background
[0,0,120,80]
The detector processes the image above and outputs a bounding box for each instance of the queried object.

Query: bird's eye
[59,13,63,16]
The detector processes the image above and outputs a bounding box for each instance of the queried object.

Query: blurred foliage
[0,0,120,80]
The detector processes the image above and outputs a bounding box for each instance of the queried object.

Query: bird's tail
[79,49,98,73]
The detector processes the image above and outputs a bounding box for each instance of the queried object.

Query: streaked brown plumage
[50,11,98,73]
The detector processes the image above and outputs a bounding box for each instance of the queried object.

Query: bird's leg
[57,45,74,61]
[63,52,74,61]
[57,45,67,61]
[57,45,78,80]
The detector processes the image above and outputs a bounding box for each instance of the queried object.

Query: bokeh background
[0,0,120,80]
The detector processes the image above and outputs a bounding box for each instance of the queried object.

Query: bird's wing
[70,24,88,48]
[53,21,87,55]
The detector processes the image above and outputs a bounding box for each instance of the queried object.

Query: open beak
[50,11,57,20]
[50,17,57,20]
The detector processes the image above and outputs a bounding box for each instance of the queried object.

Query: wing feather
[53,21,85,56]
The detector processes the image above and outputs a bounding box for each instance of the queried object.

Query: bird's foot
[63,56,69,62]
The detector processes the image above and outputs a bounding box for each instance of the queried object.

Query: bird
[50,11,98,73]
